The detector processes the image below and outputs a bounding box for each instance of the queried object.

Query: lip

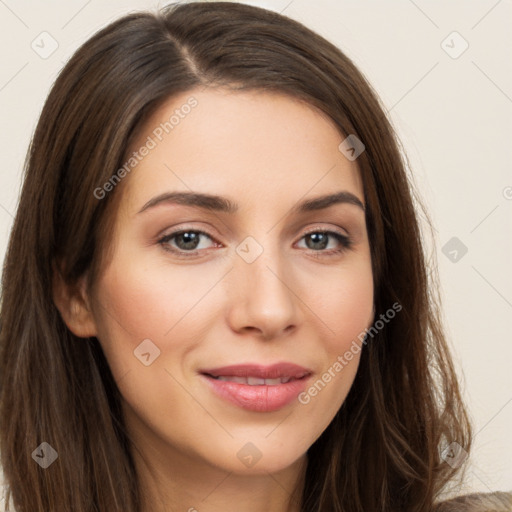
[200,362,312,379]
[199,362,312,413]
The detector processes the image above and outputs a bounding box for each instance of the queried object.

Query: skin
[54,88,375,512]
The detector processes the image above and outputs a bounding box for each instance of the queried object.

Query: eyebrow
[137,190,365,215]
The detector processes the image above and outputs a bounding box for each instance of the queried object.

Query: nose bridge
[227,232,298,337]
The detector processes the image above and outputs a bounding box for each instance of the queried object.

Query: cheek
[91,254,222,375]
[293,260,373,428]
[96,256,199,333]
[308,259,374,349]
[90,259,207,430]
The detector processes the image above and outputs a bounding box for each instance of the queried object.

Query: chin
[201,433,310,475]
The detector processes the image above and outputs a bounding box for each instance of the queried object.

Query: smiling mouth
[199,369,312,412]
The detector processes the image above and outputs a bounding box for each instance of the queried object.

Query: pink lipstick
[199,362,312,412]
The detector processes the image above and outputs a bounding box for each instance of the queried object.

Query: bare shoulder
[434,491,512,511]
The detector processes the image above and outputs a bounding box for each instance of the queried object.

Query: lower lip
[200,374,310,412]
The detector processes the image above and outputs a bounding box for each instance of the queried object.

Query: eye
[296,230,353,256]
[158,229,218,256]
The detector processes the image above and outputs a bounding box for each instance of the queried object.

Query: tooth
[217,376,248,383]
[224,376,247,384]
[214,376,294,385]
[247,377,266,385]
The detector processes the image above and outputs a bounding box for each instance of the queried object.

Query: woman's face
[87,88,374,475]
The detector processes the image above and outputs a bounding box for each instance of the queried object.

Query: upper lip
[200,362,312,379]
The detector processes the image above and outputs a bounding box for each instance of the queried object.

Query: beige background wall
[0,0,511,496]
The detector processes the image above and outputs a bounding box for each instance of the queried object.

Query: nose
[225,242,300,340]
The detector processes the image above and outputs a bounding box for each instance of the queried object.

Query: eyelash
[157,227,353,259]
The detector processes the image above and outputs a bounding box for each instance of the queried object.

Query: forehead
[121,87,364,214]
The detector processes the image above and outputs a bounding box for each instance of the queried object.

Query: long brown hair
[0,2,472,510]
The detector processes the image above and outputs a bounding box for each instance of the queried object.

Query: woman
[0,2,509,511]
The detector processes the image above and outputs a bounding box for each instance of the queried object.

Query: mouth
[202,373,309,385]
[198,362,312,412]
[199,362,312,380]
